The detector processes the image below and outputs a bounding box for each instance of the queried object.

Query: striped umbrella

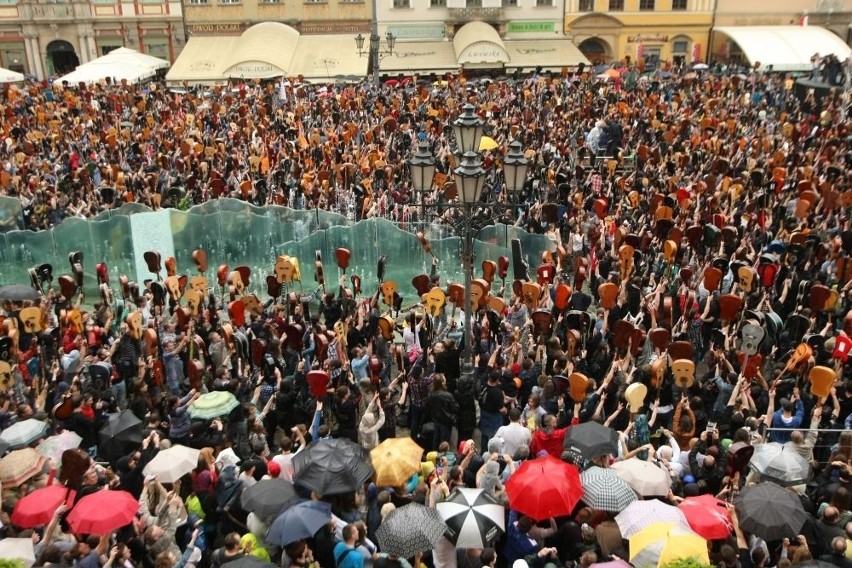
[615,499,689,538]
[436,487,505,548]
[580,466,637,512]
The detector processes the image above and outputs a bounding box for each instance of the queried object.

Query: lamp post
[355,30,396,86]
[409,103,529,382]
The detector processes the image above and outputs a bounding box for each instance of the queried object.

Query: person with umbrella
[140,476,186,562]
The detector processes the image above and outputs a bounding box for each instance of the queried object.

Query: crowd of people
[0,53,850,568]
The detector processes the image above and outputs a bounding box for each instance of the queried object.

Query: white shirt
[492,422,532,458]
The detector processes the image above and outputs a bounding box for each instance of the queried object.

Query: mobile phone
[706,421,717,434]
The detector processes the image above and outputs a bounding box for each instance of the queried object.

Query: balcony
[447,6,503,23]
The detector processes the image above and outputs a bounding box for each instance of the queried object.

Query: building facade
[0,0,183,79]
[565,0,714,67]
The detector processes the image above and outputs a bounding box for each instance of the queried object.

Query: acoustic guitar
[597,282,619,310]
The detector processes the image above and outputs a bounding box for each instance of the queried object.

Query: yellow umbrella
[370,437,424,487]
[479,136,499,151]
[629,522,708,568]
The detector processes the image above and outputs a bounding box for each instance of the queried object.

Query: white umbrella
[37,431,83,462]
[692,63,709,70]
[0,537,36,566]
[143,444,200,483]
[615,499,690,538]
[0,419,49,449]
[748,442,811,487]
[436,487,505,548]
[611,458,671,497]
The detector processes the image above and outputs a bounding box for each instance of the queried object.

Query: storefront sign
[187,23,244,35]
[299,21,371,34]
[387,25,445,39]
[395,49,440,59]
[507,21,555,34]
[460,42,508,62]
[627,34,669,43]
[226,62,282,76]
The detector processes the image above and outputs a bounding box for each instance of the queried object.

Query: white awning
[504,39,590,70]
[714,26,851,72]
[58,47,169,85]
[222,22,299,79]
[382,41,458,74]
[0,66,24,83]
[454,21,509,65]
[289,34,368,80]
[166,36,239,85]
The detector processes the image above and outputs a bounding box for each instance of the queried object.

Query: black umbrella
[98,410,143,461]
[0,285,40,302]
[376,502,447,558]
[293,438,374,496]
[565,421,619,458]
[241,478,297,520]
[733,482,807,541]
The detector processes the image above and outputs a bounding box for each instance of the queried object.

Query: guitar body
[597,282,618,310]
[52,392,75,421]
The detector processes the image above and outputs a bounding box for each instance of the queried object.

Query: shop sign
[460,42,507,62]
[627,34,669,43]
[507,21,555,33]
[299,21,371,34]
[187,23,244,35]
[387,25,446,39]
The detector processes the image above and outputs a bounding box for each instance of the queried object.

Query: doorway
[46,40,79,77]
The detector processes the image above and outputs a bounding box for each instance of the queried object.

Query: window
[466,0,482,6]
[393,0,409,6]
[608,0,623,10]
[261,0,279,4]
[672,39,688,53]
[639,0,654,9]
[672,0,686,8]
[219,0,239,4]
[536,0,552,5]
[431,0,445,6]
[578,0,593,10]
[188,0,207,4]
[502,0,517,6]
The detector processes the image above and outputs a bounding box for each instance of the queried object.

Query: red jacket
[530,426,569,458]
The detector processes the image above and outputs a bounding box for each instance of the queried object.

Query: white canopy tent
[714,26,851,73]
[58,47,169,85]
[0,66,24,83]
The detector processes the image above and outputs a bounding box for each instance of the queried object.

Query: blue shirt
[334,542,364,568]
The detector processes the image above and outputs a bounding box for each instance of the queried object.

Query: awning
[382,41,458,74]
[289,34,368,80]
[0,67,23,83]
[222,22,299,78]
[504,39,590,70]
[454,21,509,66]
[58,47,170,85]
[714,26,851,72]
[166,36,238,84]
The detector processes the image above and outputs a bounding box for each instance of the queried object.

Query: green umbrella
[189,391,239,420]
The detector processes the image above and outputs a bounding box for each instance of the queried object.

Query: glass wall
[0,197,555,305]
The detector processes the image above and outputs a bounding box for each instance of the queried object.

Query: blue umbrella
[266,500,332,547]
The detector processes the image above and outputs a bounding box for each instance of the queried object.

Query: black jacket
[427,389,459,426]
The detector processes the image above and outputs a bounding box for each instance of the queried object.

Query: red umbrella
[12,485,76,528]
[505,456,582,521]
[66,490,139,535]
[678,494,733,540]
